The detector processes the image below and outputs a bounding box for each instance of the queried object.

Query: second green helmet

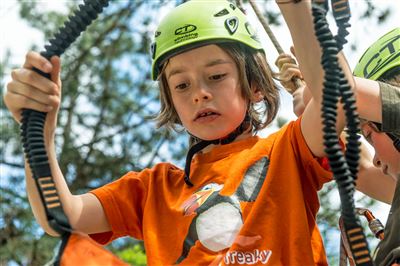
[353,27,400,81]
[151,0,264,80]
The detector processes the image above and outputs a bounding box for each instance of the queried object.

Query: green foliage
[116,244,147,266]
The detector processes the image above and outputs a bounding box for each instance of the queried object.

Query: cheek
[373,135,398,161]
[170,93,192,123]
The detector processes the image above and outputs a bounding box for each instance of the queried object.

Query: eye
[363,129,373,144]
[175,82,189,90]
[209,73,227,81]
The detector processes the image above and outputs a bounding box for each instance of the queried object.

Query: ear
[250,84,264,103]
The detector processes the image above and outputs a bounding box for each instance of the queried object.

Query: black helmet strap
[183,114,251,186]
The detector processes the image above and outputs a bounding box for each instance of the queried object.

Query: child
[276,1,399,264]
[353,29,400,266]
[5,1,347,265]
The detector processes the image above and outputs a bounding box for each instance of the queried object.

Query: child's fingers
[11,68,59,96]
[279,64,302,81]
[4,83,54,123]
[275,56,297,70]
[281,66,302,80]
[23,51,53,74]
[275,53,295,68]
[280,80,296,94]
[6,90,54,113]
[7,80,59,108]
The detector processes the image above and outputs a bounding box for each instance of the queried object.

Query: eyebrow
[167,58,232,79]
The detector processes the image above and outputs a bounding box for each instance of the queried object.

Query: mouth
[194,109,220,122]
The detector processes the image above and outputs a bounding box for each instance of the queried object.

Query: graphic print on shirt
[175,157,270,264]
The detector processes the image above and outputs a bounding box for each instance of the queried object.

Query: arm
[4,52,110,236]
[276,53,389,124]
[277,0,353,157]
[277,52,395,204]
[353,77,382,122]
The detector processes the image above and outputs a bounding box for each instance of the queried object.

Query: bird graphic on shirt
[175,157,270,264]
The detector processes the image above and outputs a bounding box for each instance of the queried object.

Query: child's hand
[4,51,62,140]
[275,53,304,94]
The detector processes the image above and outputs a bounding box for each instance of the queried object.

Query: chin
[193,126,237,140]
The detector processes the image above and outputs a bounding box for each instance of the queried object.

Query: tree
[0,0,394,265]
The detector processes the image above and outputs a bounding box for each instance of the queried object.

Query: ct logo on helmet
[361,34,399,79]
[175,24,197,35]
[174,24,199,44]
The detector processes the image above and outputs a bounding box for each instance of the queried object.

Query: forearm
[25,140,76,236]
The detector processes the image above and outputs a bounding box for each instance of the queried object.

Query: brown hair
[379,74,400,87]
[154,42,280,134]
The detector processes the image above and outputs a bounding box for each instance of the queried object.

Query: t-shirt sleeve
[379,81,400,136]
[89,171,148,245]
[289,118,333,191]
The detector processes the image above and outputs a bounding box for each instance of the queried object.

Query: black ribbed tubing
[311,1,372,265]
[20,0,110,235]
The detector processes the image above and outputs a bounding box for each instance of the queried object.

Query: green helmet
[353,27,400,81]
[151,0,263,80]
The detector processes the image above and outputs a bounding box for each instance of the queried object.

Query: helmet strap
[183,114,252,186]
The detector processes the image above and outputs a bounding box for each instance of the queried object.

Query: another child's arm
[277,52,396,204]
[4,52,110,236]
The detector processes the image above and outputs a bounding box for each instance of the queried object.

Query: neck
[200,131,254,154]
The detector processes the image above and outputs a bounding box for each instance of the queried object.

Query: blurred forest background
[0,0,397,265]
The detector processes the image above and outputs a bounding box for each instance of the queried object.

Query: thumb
[50,56,61,87]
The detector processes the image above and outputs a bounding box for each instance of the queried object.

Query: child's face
[361,122,400,180]
[165,44,248,141]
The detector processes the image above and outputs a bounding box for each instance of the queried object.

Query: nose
[372,153,381,168]
[193,82,212,103]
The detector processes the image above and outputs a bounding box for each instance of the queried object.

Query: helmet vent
[245,22,259,42]
[150,42,156,59]
[225,16,239,35]
[214,8,229,17]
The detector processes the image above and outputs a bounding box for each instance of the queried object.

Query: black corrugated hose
[311,0,373,265]
[20,0,109,236]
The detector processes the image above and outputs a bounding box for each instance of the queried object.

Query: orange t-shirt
[90,119,332,265]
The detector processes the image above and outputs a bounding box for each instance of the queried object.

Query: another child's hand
[4,51,62,140]
[275,53,304,94]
